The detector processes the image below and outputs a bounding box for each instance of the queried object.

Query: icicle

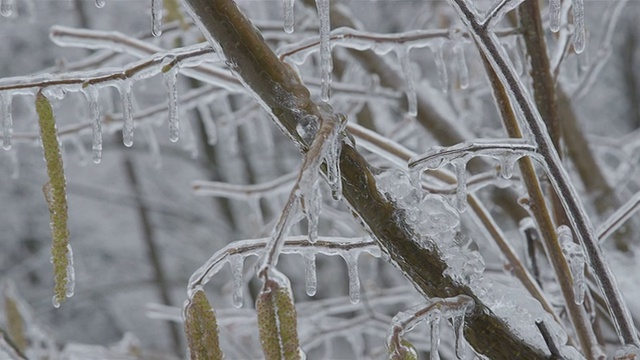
[453,160,468,212]
[9,148,19,179]
[324,113,346,200]
[558,225,586,305]
[65,244,75,298]
[0,0,15,17]
[430,315,441,360]
[303,251,317,296]
[70,135,89,166]
[228,256,244,308]
[452,314,466,359]
[283,0,295,34]
[119,81,135,147]
[572,0,585,53]
[396,46,418,117]
[151,0,163,37]
[301,181,321,243]
[83,87,102,164]
[1,92,12,151]
[197,105,218,145]
[95,0,106,8]
[162,63,180,142]
[550,0,561,32]
[431,40,449,92]
[453,45,469,90]
[315,0,332,102]
[343,251,360,304]
[499,154,518,179]
[144,125,162,168]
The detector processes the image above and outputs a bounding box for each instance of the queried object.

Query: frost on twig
[408,139,538,212]
[388,295,474,360]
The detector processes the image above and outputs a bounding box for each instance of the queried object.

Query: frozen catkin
[256,282,302,360]
[35,91,72,308]
[3,286,26,353]
[184,289,223,360]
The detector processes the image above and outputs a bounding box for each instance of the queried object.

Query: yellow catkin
[3,292,27,353]
[35,91,69,307]
[274,286,301,360]
[184,290,223,360]
[256,290,282,360]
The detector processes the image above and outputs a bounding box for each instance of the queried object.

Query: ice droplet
[296,114,319,145]
[430,315,441,360]
[550,0,561,32]
[162,64,180,142]
[396,46,418,117]
[0,0,15,17]
[315,0,332,102]
[499,154,518,179]
[118,81,135,147]
[343,251,360,304]
[559,225,586,305]
[52,295,60,308]
[83,87,102,164]
[283,0,295,34]
[95,0,106,8]
[1,92,13,151]
[151,0,163,37]
[228,256,244,308]
[303,251,317,296]
[572,0,585,54]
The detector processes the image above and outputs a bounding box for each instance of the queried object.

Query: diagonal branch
[178,0,552,358]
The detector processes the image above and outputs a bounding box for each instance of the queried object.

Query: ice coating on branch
[325,113,346,200]
[388,296,474,360]
[315,0,332,102]
[442,234,485,285]
[572,0,585,53]
[430,40,449,92]
[1,92,12,150]
[296,114,320,144]
[65,244,75,298]
[118,81,135,147]
[302,251,317,296]
[228,255,245,308]
[162,62,180,142]
[283,0,295,34]
[151,0,163,37]
[95,0,105,8]
[0,0,14,17]
[299,170,321,243]
[550,0,561,32]
[559,225,586,305]
[395,46,418,117]
[485,0,528,29]
[376,169,460,238]
[82,87,102,164]
[342,251,360,304]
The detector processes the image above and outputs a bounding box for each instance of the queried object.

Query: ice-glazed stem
[179,0,558,357]
[446,0,637,346]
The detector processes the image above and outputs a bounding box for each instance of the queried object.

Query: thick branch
[179,0,549,358]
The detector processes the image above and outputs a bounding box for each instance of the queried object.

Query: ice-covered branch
[445,0,638,346]
[598,191,640,243]
[192,172,297,200]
